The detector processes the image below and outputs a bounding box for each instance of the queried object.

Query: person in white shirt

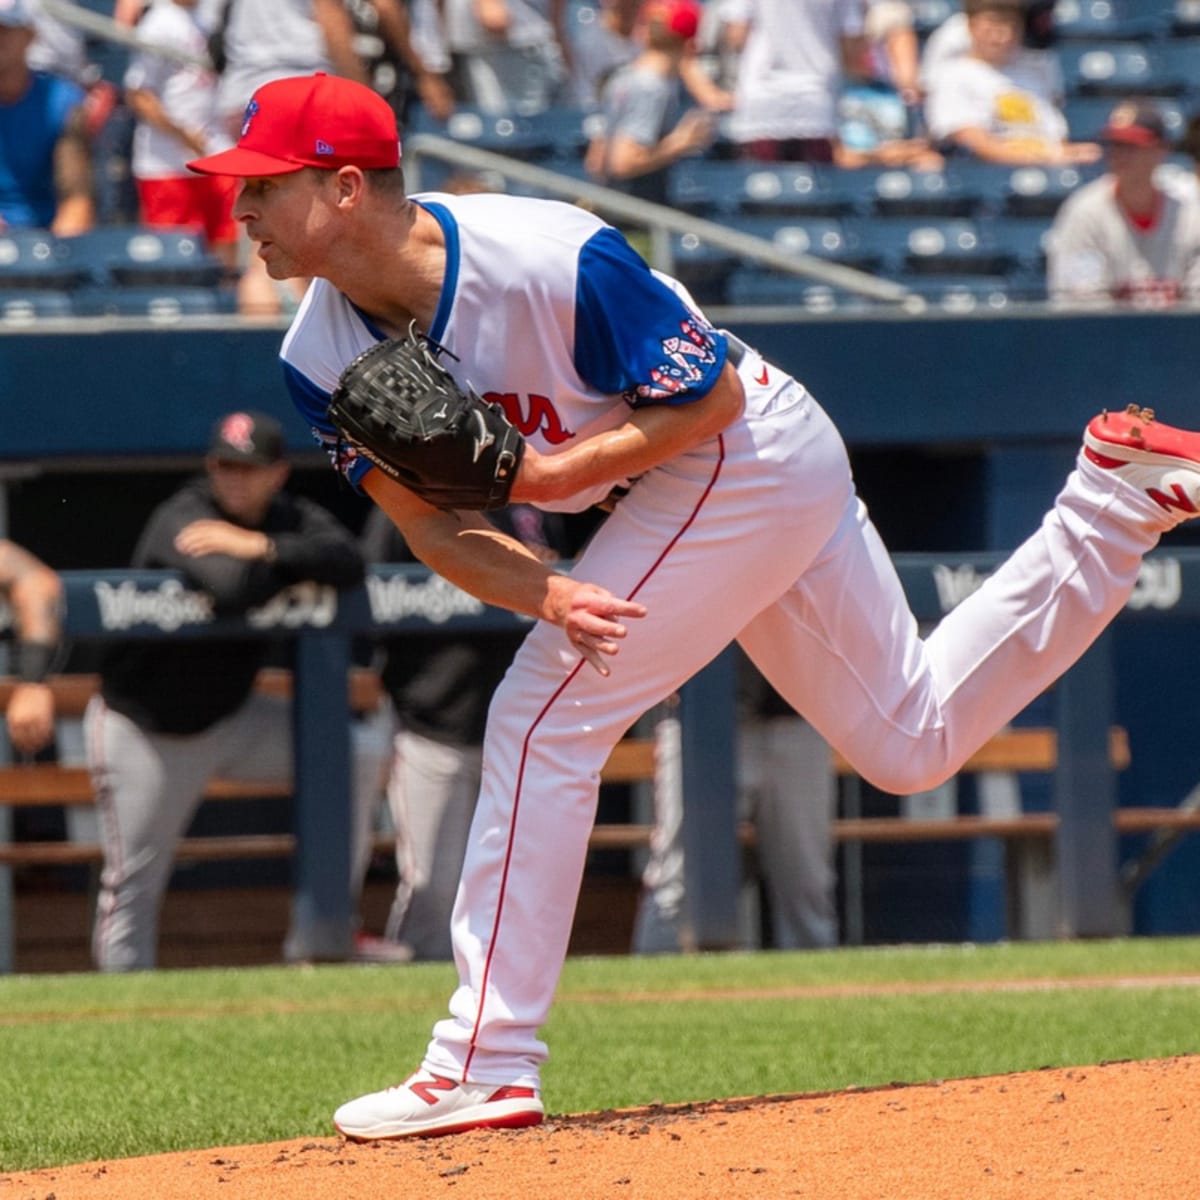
[721,0,866,163]
[924,0,1099,165]
[124,0,237,270]
[1047,99,1200,307]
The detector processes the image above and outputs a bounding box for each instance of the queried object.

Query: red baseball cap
[188,73,400,177]
[1100,99,1168,148]
[641,0,701,39]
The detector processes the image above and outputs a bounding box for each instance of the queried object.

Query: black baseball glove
[328,327,525,511]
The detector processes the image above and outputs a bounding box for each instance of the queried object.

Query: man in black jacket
[85,411,380,971]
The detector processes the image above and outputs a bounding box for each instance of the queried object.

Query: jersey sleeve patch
[282,359,374,489]
[573,226,727,405]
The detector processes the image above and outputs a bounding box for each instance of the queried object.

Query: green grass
[2,938,1199,1172]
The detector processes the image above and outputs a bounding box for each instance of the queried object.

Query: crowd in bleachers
[2,0,1200,320]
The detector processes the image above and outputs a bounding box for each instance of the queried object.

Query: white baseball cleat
[1084,404,1200,521]
[333,1068,544,1140]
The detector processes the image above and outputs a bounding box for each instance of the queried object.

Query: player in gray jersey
[1048,99,1200,307]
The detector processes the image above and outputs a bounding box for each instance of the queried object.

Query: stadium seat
[990,162,1105,217]
[984,216,1054,276]
[668,231,740,304]
[1058,40,1188,95]
[0,228,86,290]
[838,166,986,218]
[723,214,884,272]
[524,105,602,160]
[1174,0,1200,35]
[724,268,878,311]
[845,217,1019,276]
[405,106,557,162]
[894,275,1024,313]
[1063,95,1189,142]
[84,286,233,321]
[667,160,752,216]
[1052,0,1166,41]
[0,289,76,324]
[734,163,858,217]
[61,227,224,289]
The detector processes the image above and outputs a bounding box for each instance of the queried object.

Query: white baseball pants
[422,349,1170,1088]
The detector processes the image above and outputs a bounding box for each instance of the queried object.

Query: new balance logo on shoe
[409,1074,459,1106]
[333,1068,544,1141]
[1084,405,1200,521]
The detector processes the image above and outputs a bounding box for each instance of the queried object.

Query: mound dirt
[3,1055,1195,1199]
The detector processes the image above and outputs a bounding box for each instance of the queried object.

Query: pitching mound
[5,1056,1196,1199]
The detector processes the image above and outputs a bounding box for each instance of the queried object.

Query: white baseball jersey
[280,188,1174,1090]
[282,192,728,512]
[1047,176,1200,306]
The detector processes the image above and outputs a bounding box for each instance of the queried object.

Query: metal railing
[404,134,913,304]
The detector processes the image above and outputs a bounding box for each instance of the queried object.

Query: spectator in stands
[0,0,94,235]
[634,653,837,953]
[923,0,1099,165]
[720,0,866,164]
[584,0,723,204]
[1047,99,1200,307]
[212,0,371,315]
[26,0,91,85]
[0,539,63,758]
[571,0,730,112]
[360,502,566,960]
[415,0,573,115]
[123,0,238,276]
[344,0,455,125]
[84,411,388,972]
[837,0,943,170]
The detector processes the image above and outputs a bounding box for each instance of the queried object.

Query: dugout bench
[3,554,1200,971]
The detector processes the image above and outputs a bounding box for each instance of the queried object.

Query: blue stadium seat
[1058,40,1189,95]
[734,163,858,217]
[668,231,739,304]
[723,214,884,272]
[406,106,557,161]
[668,160,853,218]
[837,166,985,218]
[894,275,1026,313]
[724,269,878,311]
[667,160,751,216]
[1063,95,1189,142]
[984,217,1054,275]
[1174,0,1200,34]
[0,229,86,290]
[0,289,77,324]
[1052,0,1167,41]
[61,227,225,289]
[524,105,601,160]
[845,217,1019,276]
[991,161,1105,216]
[85,286,233,321]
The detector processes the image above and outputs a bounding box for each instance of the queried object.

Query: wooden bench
[3,675,1194,942]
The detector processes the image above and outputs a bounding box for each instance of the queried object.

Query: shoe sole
[1085,407,1200,470]
[336,1103,545,1141]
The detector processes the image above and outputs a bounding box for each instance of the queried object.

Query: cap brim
[188,146,307,177]
[1101,126,1163,147]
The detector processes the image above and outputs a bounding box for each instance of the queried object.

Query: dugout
[5,305,1200,951]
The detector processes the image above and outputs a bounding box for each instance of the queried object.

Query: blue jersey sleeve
[282,360,375,490]
[573,227,728,406]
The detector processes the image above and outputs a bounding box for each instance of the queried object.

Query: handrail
[404,133,913,304]
[41,0,210,68]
